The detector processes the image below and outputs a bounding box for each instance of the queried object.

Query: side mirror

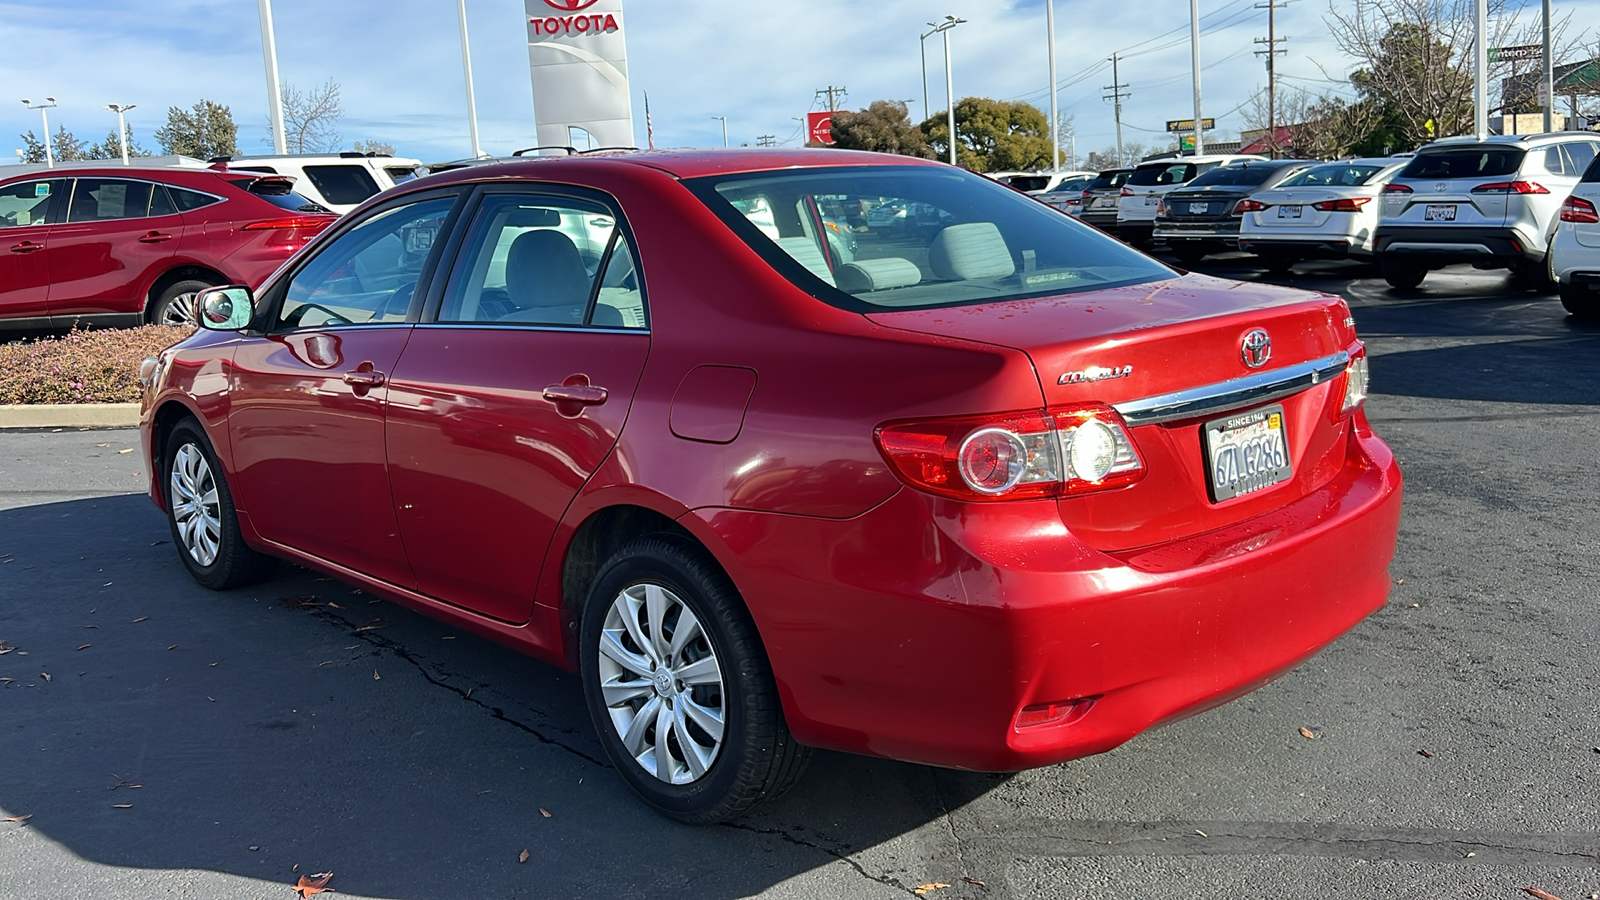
[196,285,255,332]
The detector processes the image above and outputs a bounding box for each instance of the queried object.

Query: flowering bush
[0,325,192,405]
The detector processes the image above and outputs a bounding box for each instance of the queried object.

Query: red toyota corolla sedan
[137,148,1402,823]
[0,165,333,330]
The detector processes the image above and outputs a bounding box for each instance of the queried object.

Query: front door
[227,193,460,587]
[0,178,64,322]
[386,190,650,623]
[44,177,183,319]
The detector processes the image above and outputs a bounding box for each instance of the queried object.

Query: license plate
[1189,202,1209,215]
[1145,195,1158,206]
[1277,205,1302,218]
[1425,204,1457,221]
[1205,404,1292,502]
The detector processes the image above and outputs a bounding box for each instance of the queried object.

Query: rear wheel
[579,535,810,824]
[1559,282,1600,320]
[163,419,275,589]
[1515,260,1557,294]
[1381,258,1428,290]
[150,279,216,328]
[1262,256,1296,276]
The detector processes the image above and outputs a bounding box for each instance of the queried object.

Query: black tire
[579,534,810,824]
[1262,256,1296,276]
[149,278,217,328]
[1559,282,1600,320]
[1381,258,1427,290]
[1515,260,1557,295]
[162,419,275,590]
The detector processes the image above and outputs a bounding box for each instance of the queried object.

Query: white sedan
[1237,158,1406,274]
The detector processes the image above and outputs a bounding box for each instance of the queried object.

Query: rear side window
[1401,148,1526,179]
[302,165,380,206]
[170,187,222,212]
[1006,175,1051,192]
[1128,163,1196,186]
[1087,171,1131,191]
[67,178,155,222]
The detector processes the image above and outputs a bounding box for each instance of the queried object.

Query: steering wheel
[283,303,353,328]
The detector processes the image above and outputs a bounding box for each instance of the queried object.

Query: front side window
[303,165,381,206]
[435,193,644,328]
[690,165,1172,312]
[0,179,58,228]
[276,195,455,329]
[66,178,155,223]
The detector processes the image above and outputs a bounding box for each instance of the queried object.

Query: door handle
[8,241,42,254]
[343,370,387,387]
[542,384,607,406]
[138,231,174,244]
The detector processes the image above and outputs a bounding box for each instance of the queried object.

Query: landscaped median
[0,326,191,429]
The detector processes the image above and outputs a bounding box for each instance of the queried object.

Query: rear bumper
[694,425,1403,771]
[1155,221,1242,249]
[1239,237,1358,259]
[1374,225,1533,263]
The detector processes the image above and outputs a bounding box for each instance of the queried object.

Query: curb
[0,403,141,430]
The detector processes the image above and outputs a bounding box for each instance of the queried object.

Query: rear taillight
[1341,350,1370,414]
[1381,183,1413,194]
[1120,186,1134,197]
[243,215,334,250]
[1155,199,1167,215]
[1311,197,1372,212]
[242,216,336,231]
[1471,181,1549,194]
[875,405,1145,501]
[1233,199,1268,214]
[1561,196,1600,223]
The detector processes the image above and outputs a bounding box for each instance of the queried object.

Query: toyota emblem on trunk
[1241,329,1272,368]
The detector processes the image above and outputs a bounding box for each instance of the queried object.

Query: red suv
[0,166,334,331]
[138,149,1402,824]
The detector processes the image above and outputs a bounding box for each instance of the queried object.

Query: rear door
[44,177,184,318]
[0,177,64,321]
[385,187,650,624]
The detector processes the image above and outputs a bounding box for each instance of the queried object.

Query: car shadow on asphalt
[0,493,1001,898]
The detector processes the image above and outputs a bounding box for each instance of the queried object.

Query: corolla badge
[1059,365,1133,385]
[1241,329,1272,369]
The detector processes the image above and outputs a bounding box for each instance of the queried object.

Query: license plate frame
[1205,404,1292,502]
[1277,205,1302,218]
[1424,204,1458,221]
[1188,202,1210,215]
[1145,194,1159,206]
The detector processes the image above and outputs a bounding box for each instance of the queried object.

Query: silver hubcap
[170,442,222,567]
[597,583,726,784]
[160,292,199,328]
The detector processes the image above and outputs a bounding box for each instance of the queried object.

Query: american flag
[644,92,654,150]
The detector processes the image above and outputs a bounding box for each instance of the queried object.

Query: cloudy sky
[3,0,1597,167]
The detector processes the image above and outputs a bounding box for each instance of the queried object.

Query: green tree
[19,130,46,164]
[156,100,239,159]
[921,98,1053,172]
[85,128,153,161]
[50,126,88,163]
[828,100,936,159]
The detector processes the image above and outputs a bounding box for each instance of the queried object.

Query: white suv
[1374,133,1600,290]
[1116,154,1266,246]
[209,153,424,214]
[1544,158,1600,319]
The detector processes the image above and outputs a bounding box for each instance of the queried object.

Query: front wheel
[579,535,810,824]
[1559,282,1600,320]
[1381,258,1428,290]
[163,419,275,589]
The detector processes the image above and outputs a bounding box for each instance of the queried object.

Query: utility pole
[1254,1,1287,157]
[756,134,776,147]
[1102,54,1130,164]
[1191,0,1205,157]
[814,86,848,113]
[1047,0,1059,172]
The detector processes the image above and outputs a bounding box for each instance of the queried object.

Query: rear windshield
[1003,175,1051,192]
[1087,170,1132,191]
[303,164,381,205]
[1128,162,1198,186]
[385,166,421,184]
[226,176,331,213]
[1047,176,1094,195]
[1185,164,1297,188]
[1278,163,1386,188]
[687,165,1173,312]
[1401,148,1526,180]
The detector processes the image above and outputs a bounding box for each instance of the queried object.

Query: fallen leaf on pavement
[117,448,133,454]
[293,871,334,897]
[1523,889,1562,900]
[539,808,551,818]
[0,678,12,684]
[112,804,132,809]
[373,669,381,680]
[76,644,91,651]
[96,443,109,447]
[39,672,51,683]
[913,884,951,896]
[167,645,178,651]
[1194,829,1208,837]
[132,616,149,623]
[519,849,530,863]
[1418,749,1434,758]
[4,814,32,824]
[962,876,986,887]
[1299,726,1316,740]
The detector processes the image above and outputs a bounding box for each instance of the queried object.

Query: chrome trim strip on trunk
[1112,351,1351,427]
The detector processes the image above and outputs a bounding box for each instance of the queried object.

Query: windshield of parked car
[1277,163,1387,188]
[1184,163,1298,188]
[1086,170,1131,191]
[688,165,1173,311]
[1401,147,1526,179]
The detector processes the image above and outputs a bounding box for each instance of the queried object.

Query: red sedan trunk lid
[867,273,1359,553]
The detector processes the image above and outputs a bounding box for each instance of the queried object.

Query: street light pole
[919,31,930,118]
[1190,0,1204,156]
[257,0,287,154]
[712,116,728,147]
[1047,0,1059,172]
[107,103,136,165]
[926,16,966,167]
[21,98,57,167]
[457,0,483,158]
[1474,0,1488,139]
[1542,0,1555,132]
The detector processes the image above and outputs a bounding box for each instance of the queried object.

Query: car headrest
[929,223,1015,281]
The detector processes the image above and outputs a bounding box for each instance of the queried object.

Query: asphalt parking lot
[2,255,1598,899]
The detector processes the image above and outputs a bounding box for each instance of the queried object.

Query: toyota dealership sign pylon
[526,0,633,150]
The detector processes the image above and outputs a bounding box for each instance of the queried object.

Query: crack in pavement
[720,821,921,897]
[288,597,612,770]
[973,819,1600,868]
[930,772,984,896]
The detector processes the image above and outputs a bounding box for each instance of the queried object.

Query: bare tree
[278,79,344,154]
[351,139,394,156]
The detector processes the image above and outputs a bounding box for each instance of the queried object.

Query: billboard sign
[1490,45,1542,63]
[1165,118,1216,133]
[526,0,632,150]
[807,112,834,145]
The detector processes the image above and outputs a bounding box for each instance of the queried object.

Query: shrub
[0,325,192,405]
